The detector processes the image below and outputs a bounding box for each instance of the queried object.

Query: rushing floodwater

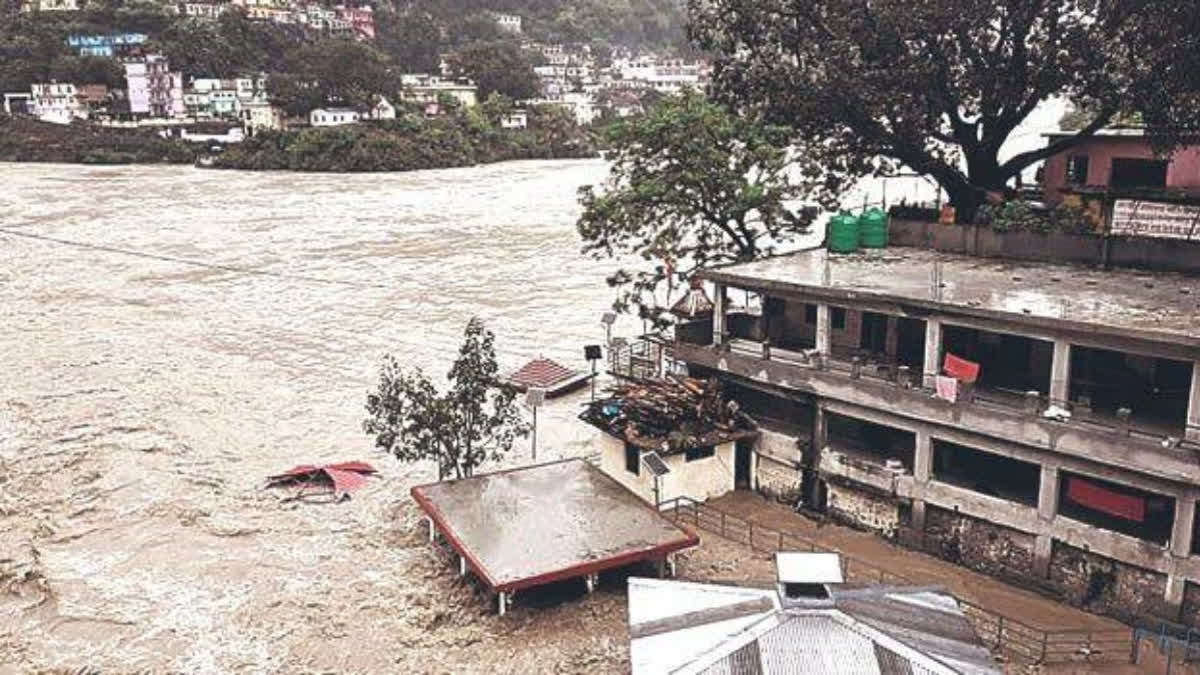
[2,160,688,671]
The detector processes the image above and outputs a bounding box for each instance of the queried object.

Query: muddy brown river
[0,160,676,672]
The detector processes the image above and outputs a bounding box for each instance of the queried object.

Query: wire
[0,226,387,289]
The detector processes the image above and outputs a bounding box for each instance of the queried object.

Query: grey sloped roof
[629,579,1001,675]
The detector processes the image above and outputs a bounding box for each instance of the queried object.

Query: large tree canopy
[446,40,541,101]
[689,0,1200,220]
[577,91,821,320]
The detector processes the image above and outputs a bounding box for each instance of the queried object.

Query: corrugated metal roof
[629,579,1001,675]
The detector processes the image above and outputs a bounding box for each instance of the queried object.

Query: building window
[685,445,715,462]
[804,304,817,325]
[625,442,640,475]
[1065,155,1090,185]
[1110,158,1168,189]
[832,307,847,330]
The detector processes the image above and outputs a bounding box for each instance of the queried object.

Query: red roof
[508,357,577,389]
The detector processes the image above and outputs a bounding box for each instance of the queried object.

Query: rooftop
[628,577,1000,675]
[579,376,759,452]
[411,459,698,593]
[699,247,1200,348]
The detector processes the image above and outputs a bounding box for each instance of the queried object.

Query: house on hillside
[370,97,395,121]
[580,377,759,506]
[30,83,85,124]
[400,74,478,108]
[309,108,360,127]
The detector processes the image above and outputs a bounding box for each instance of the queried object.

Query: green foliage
[691,0,1200,221]
[576,90,823,322]
[445,39,540,101]
[0,115,197,164]
[363,318,528,480]
[212,106,594,171]
[975,201,1096,235]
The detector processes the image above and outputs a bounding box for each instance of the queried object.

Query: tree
[576,91,821,322]
[446,40,540,101]
[363,318,528,480]
[690,0,1200,221]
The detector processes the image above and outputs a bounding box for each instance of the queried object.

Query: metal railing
[661,495,1135,665]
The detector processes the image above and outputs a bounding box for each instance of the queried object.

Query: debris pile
[266,461,377,499]
[579,376,756,452]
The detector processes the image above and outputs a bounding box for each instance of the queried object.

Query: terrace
[674,247,1200,484]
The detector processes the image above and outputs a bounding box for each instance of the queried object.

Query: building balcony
[674,338,1200,486]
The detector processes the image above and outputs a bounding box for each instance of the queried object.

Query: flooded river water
[0,159,677,672]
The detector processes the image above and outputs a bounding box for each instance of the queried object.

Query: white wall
[598,434,737,505]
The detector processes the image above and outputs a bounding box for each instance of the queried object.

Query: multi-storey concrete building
[124,56,184,118]
[669,244,1200,626]
[30,83,85,124]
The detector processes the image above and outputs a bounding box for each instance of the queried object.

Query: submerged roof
[699,247,1200,348]
[506,357,581,390]
[411,459,698,593]
[628,578,1000,675]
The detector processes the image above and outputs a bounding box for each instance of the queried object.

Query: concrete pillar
[498,592,508,616]
[1166,574,1186,609]
[922,318,942,388]
[1033,534,1053,578]
[1188,361,1200,442]
[913,431,932,483]
[1050,339,1072,408]
[459,556,467,577]
[1033,465,1059,579]
[428,518,436,543]
[815,304,831,356]
[911,499,927,532]
[884,316,899,360]
[1037,465,1059,522]
[667,553,677,578]
[712,283,727,347]
[1171,495,1196,558]
[585,573,598,593]
[812,406,828,453]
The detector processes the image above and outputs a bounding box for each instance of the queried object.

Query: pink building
[124,55,184,118]
[1041,129,1200,204]
[336,5,375,40]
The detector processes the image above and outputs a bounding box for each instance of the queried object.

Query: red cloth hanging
[943,353,981,383]
[1066,477,1145,522]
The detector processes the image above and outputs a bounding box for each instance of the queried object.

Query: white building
[309,108,360,126]
[400,74,478,108]
[30,83,85,124]
[240,101,285,134]
[183,2,227,19]
[500,110,527,129]
[370,97,395,121]
[495,13,521,32]
[613,56,707,94]
[2,92,33,116]
[22,0,78,11]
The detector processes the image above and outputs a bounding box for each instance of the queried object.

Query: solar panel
[642,451,670,477]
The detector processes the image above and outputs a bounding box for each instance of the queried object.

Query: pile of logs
[580,375,755,449]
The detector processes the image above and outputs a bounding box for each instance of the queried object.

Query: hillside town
[2,3,708,143]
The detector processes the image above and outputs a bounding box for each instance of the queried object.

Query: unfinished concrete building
[671,246,1200,627]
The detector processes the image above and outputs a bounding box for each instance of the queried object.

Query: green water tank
[859,207,888,248]
[827,212,860,253]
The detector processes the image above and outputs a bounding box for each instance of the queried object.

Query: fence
[1133,628,1200,672]
[662,495,1134,666]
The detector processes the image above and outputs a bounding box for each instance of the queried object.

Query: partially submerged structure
[580,377,759,505]
[671,245,1200,624]
[411,458,699,615]
[505,356,592,398]
[628,552,999,674]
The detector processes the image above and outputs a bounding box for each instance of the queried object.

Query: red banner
[1066,477,1145,522]
[943,353,980,383]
